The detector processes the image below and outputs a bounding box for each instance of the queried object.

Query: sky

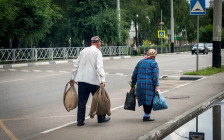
[206,0,210,8]
[187,0,210,8]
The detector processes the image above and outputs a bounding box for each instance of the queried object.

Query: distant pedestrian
[70,36,110,126]
[133,43,138,56]
[131,49,159,121]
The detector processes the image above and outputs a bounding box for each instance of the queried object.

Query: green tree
[121,0,156,45]
[199,24,213,43]
[67,0,122,46]
[0,0,62,48]
[39,0,72,47]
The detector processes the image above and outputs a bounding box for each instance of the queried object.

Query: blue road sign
[190,0,205,15]
[158,30,165,38]
[189,132,205,140]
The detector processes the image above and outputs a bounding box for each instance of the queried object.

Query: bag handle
[63,82,70,111]
[64,82,69,95]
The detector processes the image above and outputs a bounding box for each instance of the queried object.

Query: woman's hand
[155,86,159,93]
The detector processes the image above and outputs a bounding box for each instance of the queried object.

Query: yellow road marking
[1,114,76,121]
[0,120,18,140]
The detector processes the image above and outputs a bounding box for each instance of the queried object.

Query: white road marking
[30,77,207,136]
[0,79,24,84]
[21,70,30,72]
[41,105,125,134]
[106,73,129,77]
[0,69,6,71]
[115,73,124,75]
[115,73,129,77]
[33,70,41,72]
[59,71,70,73]
[34,73,67,79]
[8,69,17,71]
[46,70,54,73]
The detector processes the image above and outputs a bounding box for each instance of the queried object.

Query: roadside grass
[184,65,224,76]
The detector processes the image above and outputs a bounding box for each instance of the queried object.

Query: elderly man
[131,49,159,121]
[70,36,110,126]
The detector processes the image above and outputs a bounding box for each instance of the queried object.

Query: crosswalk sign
[158,30,165,38]
[189,132,204,140]
[190,0,205,15]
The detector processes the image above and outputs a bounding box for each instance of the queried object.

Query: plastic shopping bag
[153,91,168,111]
[124,89,136,111]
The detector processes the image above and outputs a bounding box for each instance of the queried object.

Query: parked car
[206,43,213,52]
[192,43,209,54]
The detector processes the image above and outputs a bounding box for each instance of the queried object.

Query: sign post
[190,0,205,72]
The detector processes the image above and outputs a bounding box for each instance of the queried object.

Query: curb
[138,90,224,140]
[0,56,131,69]
[160,75,205,80]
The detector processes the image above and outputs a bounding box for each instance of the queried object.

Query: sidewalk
[27,72,224,140]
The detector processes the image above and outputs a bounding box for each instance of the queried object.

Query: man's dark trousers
[77,82,104,123]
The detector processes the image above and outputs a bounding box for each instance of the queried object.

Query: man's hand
[100,82,105,87]
[69,80,75,86]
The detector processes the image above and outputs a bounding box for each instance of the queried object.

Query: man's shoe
[77,121,85,126]
[98,117,110,123]
[143,117,155,122]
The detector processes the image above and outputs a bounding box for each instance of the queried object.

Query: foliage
[143,40,151,47]
[87,9,119,45]
[184,66,224,76]
[67,0,120,46]
[0,0,223,48]
[199,24,213,43]
[0,0,62,48]
[121,0,156,45]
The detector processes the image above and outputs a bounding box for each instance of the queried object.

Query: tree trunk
[84,36,91,47]
[107,40,113,46]
[134,21,138,46]
[12,38,20,48]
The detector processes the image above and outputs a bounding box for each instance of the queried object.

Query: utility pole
[117,0,121,46]
[161,10,163,54]
[196,15,199,72]
[212,0,222,68]
[171,0,174,53]
[213,105,221,140]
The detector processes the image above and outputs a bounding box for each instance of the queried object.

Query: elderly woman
[131,49,159,121]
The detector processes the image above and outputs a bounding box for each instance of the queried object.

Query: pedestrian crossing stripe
[158,30,165,38]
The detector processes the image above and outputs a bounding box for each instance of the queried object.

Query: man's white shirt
[71,45,105,85]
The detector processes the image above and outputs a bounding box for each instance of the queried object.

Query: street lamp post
[212,0,222,68]
[117,0,121,46]
[171,0,174,53]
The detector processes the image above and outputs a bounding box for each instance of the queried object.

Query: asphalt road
[0,51,223,140]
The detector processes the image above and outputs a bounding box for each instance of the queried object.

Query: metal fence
[0,45,192,62]
[136,45,192,55]
[0,46,129,62]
